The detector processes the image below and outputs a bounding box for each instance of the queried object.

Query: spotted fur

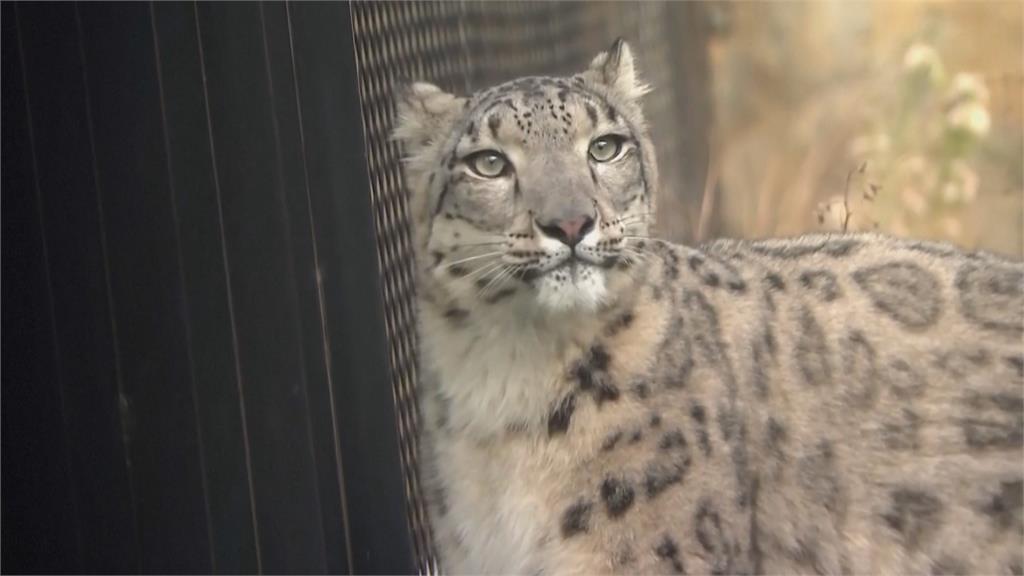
[395,40,1024,575]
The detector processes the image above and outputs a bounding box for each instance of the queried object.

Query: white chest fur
[418,296,604,573]
[420,295,598,437]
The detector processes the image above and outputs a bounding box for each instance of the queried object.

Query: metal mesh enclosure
[350,2,711,569]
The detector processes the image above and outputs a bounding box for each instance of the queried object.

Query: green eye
[588,135,625,162]
[466,150,509,178]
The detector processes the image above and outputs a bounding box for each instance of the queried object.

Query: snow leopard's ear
[392,81,466,157]
[584,38,650,100]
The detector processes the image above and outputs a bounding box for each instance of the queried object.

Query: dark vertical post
[2,3,82,571]
[288,3,416,573]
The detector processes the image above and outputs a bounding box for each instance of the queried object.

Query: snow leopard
[394,39,1024,575]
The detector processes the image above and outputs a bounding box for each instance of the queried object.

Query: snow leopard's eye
[465,150,509,178]
[588,135,625,163]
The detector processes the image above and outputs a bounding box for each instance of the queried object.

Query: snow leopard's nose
[536,215,595,248]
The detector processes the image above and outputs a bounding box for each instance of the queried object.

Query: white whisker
[440,251,503,269]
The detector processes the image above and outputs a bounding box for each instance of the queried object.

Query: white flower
[903,42,943,82]
[941,183,963,204]
[947,101,991,137]
[948,73,990,104]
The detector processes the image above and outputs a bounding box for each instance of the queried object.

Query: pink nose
[536,216,595,247]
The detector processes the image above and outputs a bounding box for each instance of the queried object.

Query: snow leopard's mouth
[517,251,620,285]
[560,252,620,269]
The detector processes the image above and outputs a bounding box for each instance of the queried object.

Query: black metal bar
[2,3,82,571]
[194,2,333,572]
[75,3,213,570]
[150,2,261,571]
[288,2,417,573]
[12,3,141,571]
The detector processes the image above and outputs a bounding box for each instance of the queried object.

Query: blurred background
[703,2,1023,258]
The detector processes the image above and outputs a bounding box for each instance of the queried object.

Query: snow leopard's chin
[533,261,609,313]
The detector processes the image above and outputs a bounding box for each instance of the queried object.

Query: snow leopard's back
[534,233,1022,575]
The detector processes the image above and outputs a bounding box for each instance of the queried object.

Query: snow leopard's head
[395,39,657,314]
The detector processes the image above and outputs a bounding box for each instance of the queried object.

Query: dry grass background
[680,1,1022,259]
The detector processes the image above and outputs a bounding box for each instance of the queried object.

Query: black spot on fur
[601,430,623,452]
[796,308,831,387]
[934,347,991,378]
[906,241,965,260]
[644,458,688,498]
[688,254,705,272]
[1006,355,1024,378]
[659,429,688,451]
[690,404,707,423]
[961,392,1024,449]
[799,269,842,302]
[605,311,635,336]
[765,418,788,461]
[695,500,733,574]
[762,273,786,312]
[487,114,501,138]
[655,534,686,574]
[560,499,592,538]
[601,475,636,518]
[645,431,691,498]
[749,476,763,575]
[649,413,662,428]
[750,335,771,399]
[589,345,611,371]
[883,409,921,451]
[433,184,452,216]
[633,382,651,399]
[574,345,619,405]
[726,278,747,293]
[882,488,944,548]
[629,428,644,444]
[956,262,1024,338]
[980,479,1023,531]
[842,331,879,407]
[798,440,845,516]
[691,404,712,456]
[444,308,469,322]
[435,392,451,431]
[662,249,681,281]
[681,291,728,367]
[853,262,942,329]
[888,359,927,399]
[547,393,576,437]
